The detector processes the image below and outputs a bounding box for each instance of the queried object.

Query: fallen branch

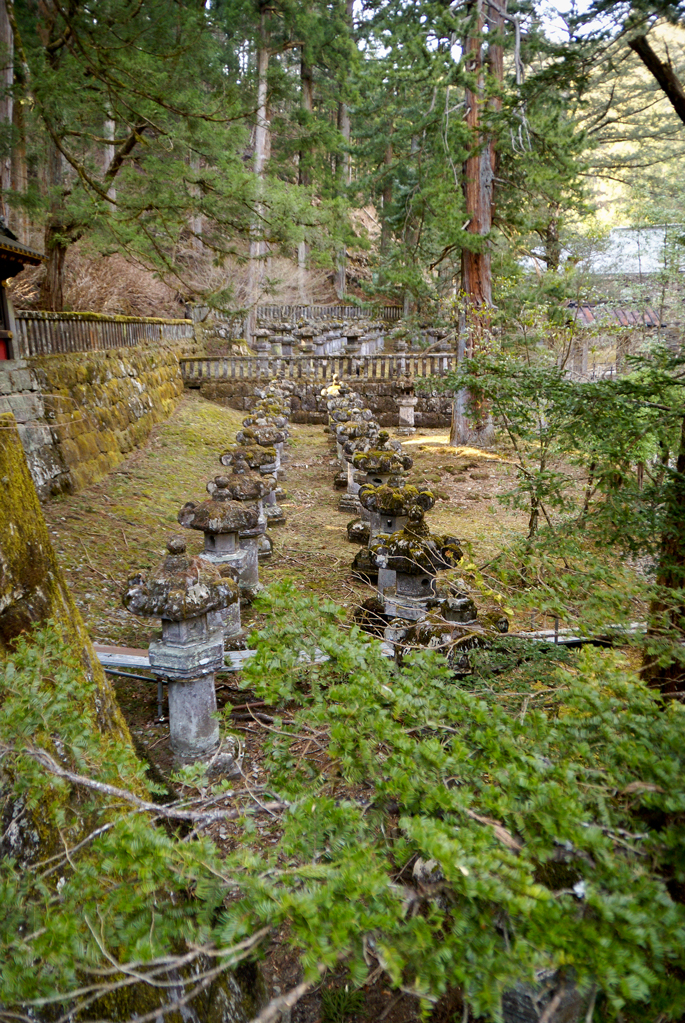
[5,744,288,824]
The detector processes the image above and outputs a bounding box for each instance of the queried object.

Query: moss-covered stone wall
[0,411,136,865]
[24,344,184,496]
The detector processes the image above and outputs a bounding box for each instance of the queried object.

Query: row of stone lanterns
[122,383,294,763]
[321,387,507,668]
[251,319,386,360]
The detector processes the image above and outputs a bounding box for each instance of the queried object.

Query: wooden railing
[180,352,456,384]
[256,304,402,322]
[15,311,195,358]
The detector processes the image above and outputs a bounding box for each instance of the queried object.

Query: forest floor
[41,393,627,1023]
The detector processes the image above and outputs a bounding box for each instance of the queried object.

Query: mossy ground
[40,391,534,776]
[42,391,533,651]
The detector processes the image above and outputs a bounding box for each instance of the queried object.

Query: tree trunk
[545,202,561,271]
[41,139,67,311]
[642,411,685,694]
[297,55,313,299]
[380,138,393,255]
[629,34,685,128]
[335,0,354,187]
[247,14,270,340]
[461,0,492,343]
[0,0,13,227]
[104,114,116,202]
[451,0,504,447]
[298,58,313,188]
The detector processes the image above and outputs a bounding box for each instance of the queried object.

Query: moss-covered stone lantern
[122,536,237,761]
[177,476,260,623]
[369,530,463,621]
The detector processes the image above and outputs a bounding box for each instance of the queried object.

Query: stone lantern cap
[358,483,435,517]
[122,536,238,620]
[243,413,289,431]
[370,531,463,575]
[352,449,413,474]
[397,374,415,395]
[236,425,286,448]
[252,328,272,339]
[254,393,290,411]
[336,419,378,442]
[177,481,260,534]
[220,444,277,470]
[206,471,268,503]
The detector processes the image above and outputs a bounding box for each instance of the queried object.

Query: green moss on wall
[31,345,185,493]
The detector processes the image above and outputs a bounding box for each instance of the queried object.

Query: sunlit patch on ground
[401,436,504,462]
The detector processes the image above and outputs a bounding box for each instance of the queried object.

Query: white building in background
[587,226,680,276]
[524,225,683,277]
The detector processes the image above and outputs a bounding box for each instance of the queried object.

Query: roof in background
[568,303,664,328]
[0,221,43,266]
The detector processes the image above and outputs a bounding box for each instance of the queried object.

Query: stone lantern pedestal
[397,395,418,435]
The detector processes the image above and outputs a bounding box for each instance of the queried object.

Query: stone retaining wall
[1,344,185,498]
[197,378,453,428]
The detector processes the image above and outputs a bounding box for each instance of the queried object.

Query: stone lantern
[294,326,314,354]
[336,419,380,513]
[358,482,435,544]
[345,327,363,356]
[177,477,260,635]
[396,375,418,435]
[351,482,434,582]
[346,443,414,545]
[269,334,286,357]
[220,444,285,530]
[352,444,413,488]
[251,328,272,374]
[236,424,286,472]
[123,536,237,761]
[369,531,463,622]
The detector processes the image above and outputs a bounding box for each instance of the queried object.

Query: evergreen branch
[104,122,148,184]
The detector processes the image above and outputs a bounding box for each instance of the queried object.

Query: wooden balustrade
[179,352,456,383]
[255,304,402,322]
[14,311,194,358]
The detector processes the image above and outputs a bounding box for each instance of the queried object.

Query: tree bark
[461,0,492,344]
[0,0,13,227]
[452,0,504,447]
[247,8,270,339]
[41,138,68,311]
[629,34,685,127]
[380,138,394,255]
[643,411,685,694]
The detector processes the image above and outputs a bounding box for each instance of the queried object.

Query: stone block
[8,368,35,392]
[7,393,42,423]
